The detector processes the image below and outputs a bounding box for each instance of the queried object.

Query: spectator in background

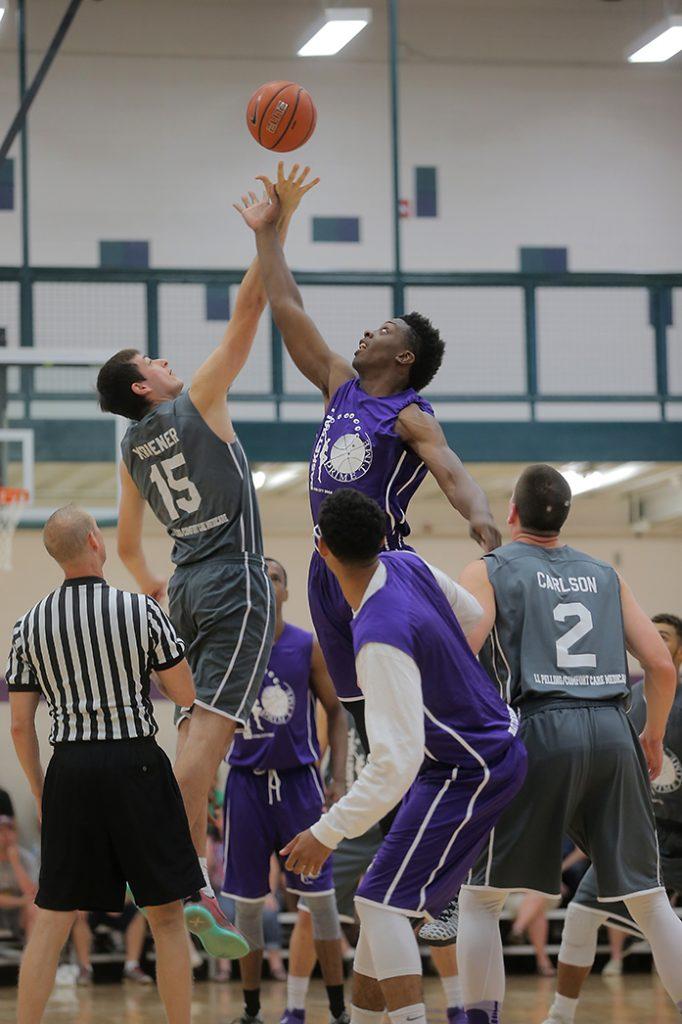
[70,897,153,986]
[0,815,38,942]
[0,789,15,819]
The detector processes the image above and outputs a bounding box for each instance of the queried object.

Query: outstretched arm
[190,165,319,433]
[396,404,502,551]
[235,164,355,403]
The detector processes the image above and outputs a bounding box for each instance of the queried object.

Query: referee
[6,505,204,1024]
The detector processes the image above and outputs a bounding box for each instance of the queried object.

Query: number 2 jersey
[479,540,630,707]
[121,390,263,565]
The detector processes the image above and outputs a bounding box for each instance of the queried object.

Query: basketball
[246,80,317,152]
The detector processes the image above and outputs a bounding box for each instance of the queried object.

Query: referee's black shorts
[37,738,204,913]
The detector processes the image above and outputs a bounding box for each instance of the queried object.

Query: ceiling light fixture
[628,14,682,63]
[298,7,372,57]
[252,470,266,491]
[560,463,645,496]
[0,3,6,26]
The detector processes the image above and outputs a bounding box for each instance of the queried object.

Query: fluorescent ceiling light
[0,4,6,25]
[298,7,372,57]
[560,463,645,497]
[628,15,682,63]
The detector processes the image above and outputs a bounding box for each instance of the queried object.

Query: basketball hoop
[0,487,29,571]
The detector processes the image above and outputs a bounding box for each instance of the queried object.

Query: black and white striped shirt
[5,577,186,743]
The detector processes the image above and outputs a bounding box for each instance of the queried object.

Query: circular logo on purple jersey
[311,408,373,487]
[652,747,682,795]
[326,431,373,482]
[260,674,295,725]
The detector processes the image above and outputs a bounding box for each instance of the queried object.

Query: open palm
[234,187,280,232]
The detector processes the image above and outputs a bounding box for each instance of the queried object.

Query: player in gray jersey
[451,464,682,1024]
[543,612,682,1024]
[96,166,319,958]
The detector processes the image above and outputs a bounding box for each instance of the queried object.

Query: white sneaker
[601,957,623,976]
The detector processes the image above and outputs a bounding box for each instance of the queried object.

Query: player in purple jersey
[235,165,501,736]
[279,490,527,1024]
[222,558,349,1024]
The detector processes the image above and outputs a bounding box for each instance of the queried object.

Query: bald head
[43,505,101,567]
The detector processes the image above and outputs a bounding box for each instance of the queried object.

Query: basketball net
[0,488,29,571]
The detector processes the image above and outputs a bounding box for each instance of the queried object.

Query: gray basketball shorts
[168,554,275,727]
[466,700,662,901]
[573,819,682,935]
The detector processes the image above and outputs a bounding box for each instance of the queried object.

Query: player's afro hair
[652,613,682,643]
[402,311,445,392]
[513,464,572,535]
[96,349,149,421]
[318,489,386,565]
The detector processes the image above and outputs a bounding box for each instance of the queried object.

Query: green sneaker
[183,892,249,959]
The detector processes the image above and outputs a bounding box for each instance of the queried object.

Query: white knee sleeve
[558,903,604,969]
[457,886,507,1007]
[306,892,342,941]
[625,889,682,1007]
[235,898,265,951]
[353,925,378,980]
[355,902,421,981]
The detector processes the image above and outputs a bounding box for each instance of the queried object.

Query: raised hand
[233,185,280,233]
[270,161,320,216]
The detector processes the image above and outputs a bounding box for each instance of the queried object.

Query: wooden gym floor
[0,975,677,1023]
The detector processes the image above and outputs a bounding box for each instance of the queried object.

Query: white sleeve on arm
[310,643,425,850]
[425,561,483,636]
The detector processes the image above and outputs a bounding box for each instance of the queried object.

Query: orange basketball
[246,81,317,152]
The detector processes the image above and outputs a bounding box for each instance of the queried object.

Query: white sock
[457,887,507,1006]
[440,974,462,1007]
[124,960,139,972]
[547,993,578,1023]
[199,857,214,896]
[287,975,311,1011]
[625,889,682,1007]
[440,975,463,1009]
[350,1008,383,1024]
[388,1004,425,1024]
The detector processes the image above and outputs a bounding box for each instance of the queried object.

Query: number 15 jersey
[121,391,263,565]
[479,541,630,707]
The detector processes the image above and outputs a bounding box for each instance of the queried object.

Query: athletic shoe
[601,957,623,976]
[418,897,459,946]
[447,1010,469,1024]
[231,1014,264,1024]
[183,891,249,959]
[330,1012,350,1024]
[76,965,93,986]
[280,1010,305,1024]
[123,964,153,984]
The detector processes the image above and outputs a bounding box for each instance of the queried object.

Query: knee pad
[306,891,342,942]
[558,903,603,969]
[235,898,265,951]
[355,901,421,981]
[353,926,378,980]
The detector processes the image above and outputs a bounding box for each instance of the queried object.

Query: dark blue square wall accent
[520,247,568,273]
[415,166,437,218]
[99,240,150,268]
[206,284,230,321]
[313,217,360,243]
[0,158,14,210]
